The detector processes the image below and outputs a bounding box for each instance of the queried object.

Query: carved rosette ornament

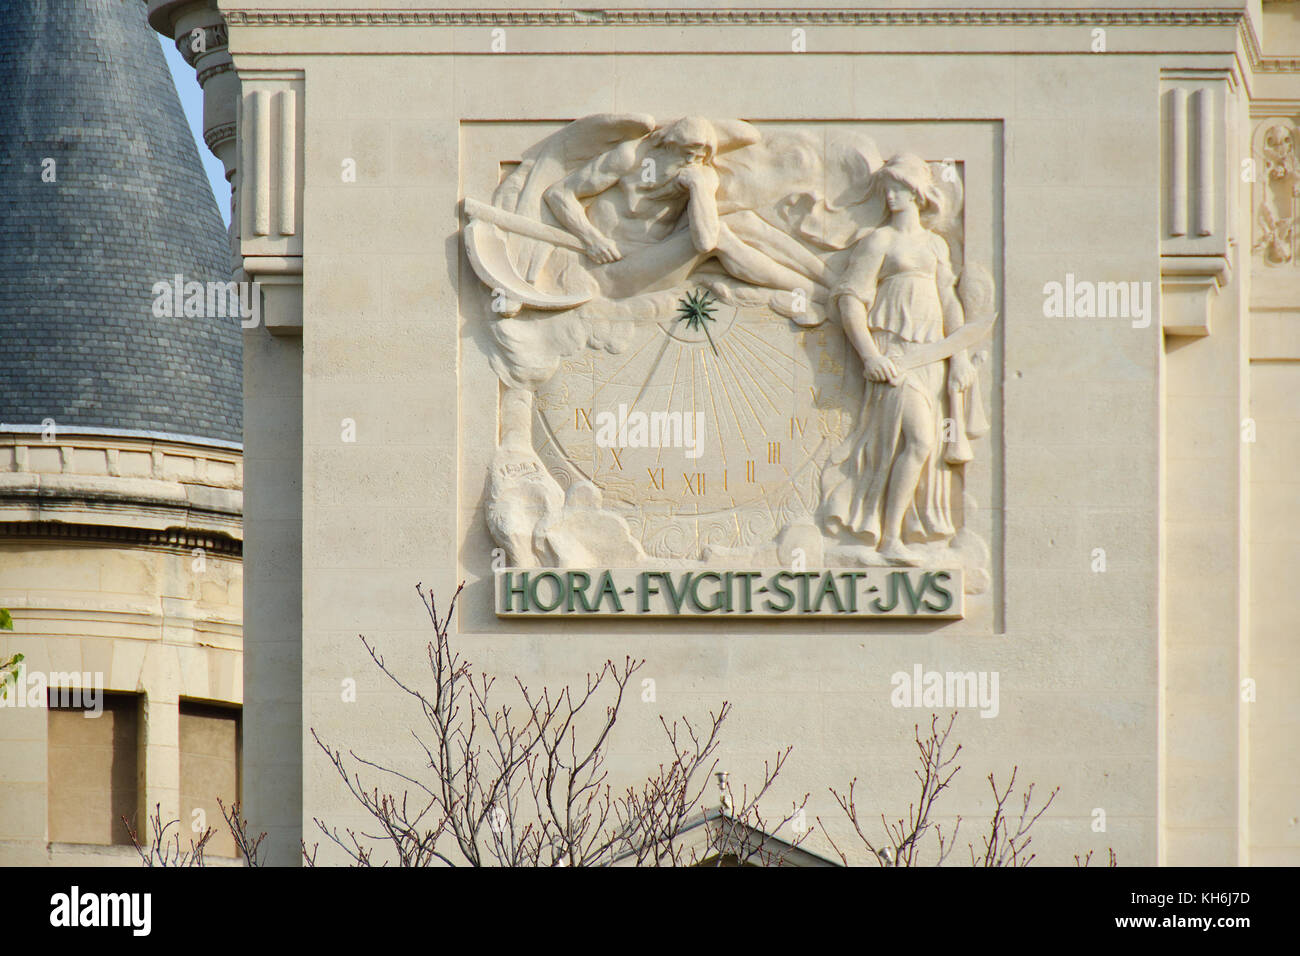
[463,116,997,617]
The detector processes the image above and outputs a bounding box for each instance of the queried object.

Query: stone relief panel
[1253,117,1299,267]
[460,116,999,615]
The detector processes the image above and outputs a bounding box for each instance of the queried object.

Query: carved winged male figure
[465,115,831,316]
[544,115,833,303]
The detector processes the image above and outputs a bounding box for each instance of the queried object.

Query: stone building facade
[143,0,1299,866]
[0,0,243,864]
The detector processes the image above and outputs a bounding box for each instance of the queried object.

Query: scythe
[462,197,594,312]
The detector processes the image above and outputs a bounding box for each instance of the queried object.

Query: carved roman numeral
[767,442,781,465]
[746,459,755,482]
[789,417,806,438]
[682,473,705,495]
[647,467,665,490]
[575,408,592,430]
[609,448,623,470]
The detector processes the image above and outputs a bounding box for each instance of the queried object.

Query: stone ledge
[0,470,243,539]
[0,521,243,556]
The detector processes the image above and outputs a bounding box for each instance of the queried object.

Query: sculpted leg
[878,386,937,565]
[721,210,833,288]
[713,221,826,293]
[590,212,830,304]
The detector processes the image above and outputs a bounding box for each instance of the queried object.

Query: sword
[887,312,997,464]
[891,312,998,373]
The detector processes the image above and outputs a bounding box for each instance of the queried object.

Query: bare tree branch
[311,582,798,866]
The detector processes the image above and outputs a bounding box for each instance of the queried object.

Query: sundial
[463,114,995,615]
[532,290,855,562]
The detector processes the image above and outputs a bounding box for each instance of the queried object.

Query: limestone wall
[211,0,1299,866]
[0,434,243,865]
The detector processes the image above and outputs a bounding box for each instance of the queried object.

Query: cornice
[204,121,238,151]
[0,433,243,544]
[174,22,230,66]
[0,521,242,557]
[220,6,1300,73]
[197,60,236,86]
[221,7,1246,28]
[0,424,242,453]
[1256,57,1300,73]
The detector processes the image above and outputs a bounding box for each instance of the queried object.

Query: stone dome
[0,0,240,446]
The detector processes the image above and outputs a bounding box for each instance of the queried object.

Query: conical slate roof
[0,0,241,446]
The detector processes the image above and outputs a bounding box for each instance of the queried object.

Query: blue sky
[159,36,232,226]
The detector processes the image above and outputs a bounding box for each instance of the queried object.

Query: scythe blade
[463,204,592,313]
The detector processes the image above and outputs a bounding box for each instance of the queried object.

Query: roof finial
[715,770,732,813]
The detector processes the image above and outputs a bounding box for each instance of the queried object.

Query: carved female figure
[820,154,975,565]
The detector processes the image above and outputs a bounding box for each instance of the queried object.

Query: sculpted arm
[835,234,895,383]
[934,236,975,389]
[935,236,964,337]
[544,141,639,263]
[676,164,721,253]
